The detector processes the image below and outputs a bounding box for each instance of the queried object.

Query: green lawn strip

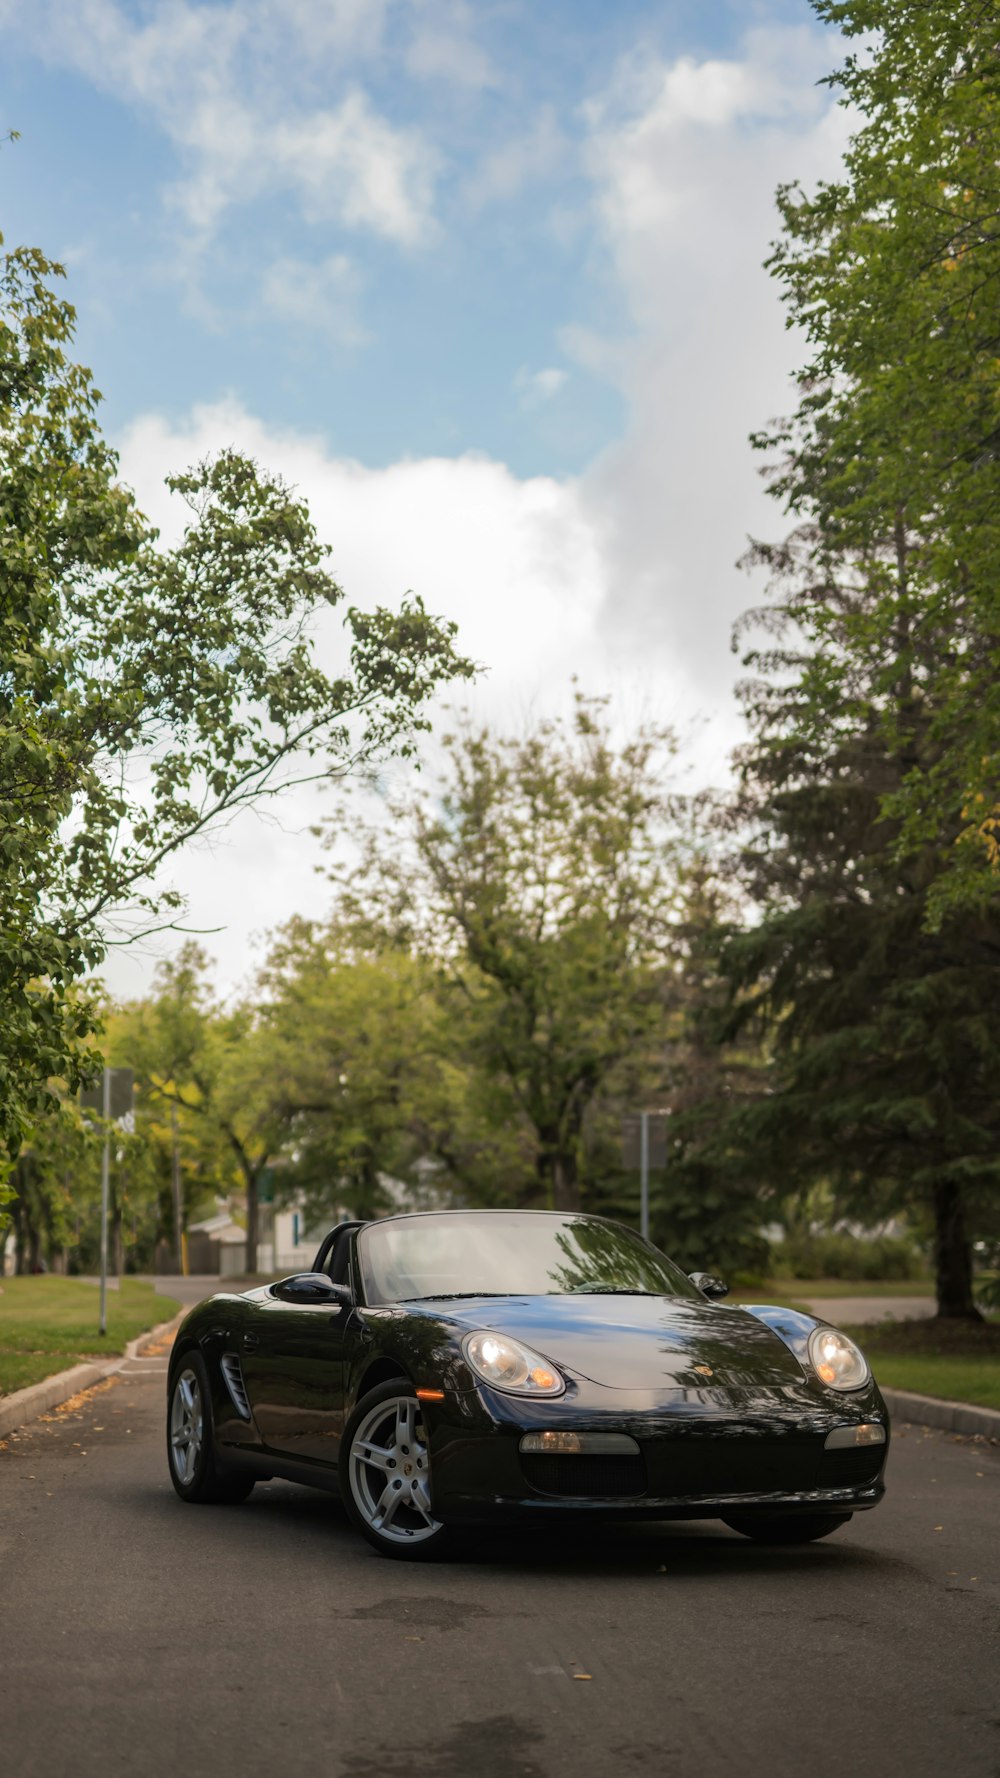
[841,1318,1000,1414]
[0,1276,181,1398]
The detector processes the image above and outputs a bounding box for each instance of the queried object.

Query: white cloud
[463,106,567,207]
[5,0,440,246]
[575,23,851,690]
[404,0,496,88]
[105,400,615,993]
[513,366,568,409]
[260,253,367,344]
[97,21,854,994]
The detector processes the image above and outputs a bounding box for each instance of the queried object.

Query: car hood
[403,1294,808,1390]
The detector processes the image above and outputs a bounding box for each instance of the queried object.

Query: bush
[769,1232,924,1282]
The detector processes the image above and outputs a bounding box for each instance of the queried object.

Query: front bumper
[424,1378,889,1526]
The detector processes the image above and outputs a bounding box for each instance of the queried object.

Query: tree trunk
[551,1152,581,1214]
[932,1180,982,1320]
[245,1174,258,1275]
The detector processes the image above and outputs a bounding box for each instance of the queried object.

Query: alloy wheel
[170,1367,204,1487]
[348,1394,440,1546]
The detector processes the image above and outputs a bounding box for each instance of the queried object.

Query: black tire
[723,1512,852,1545]
[340,1380,454,1561]
[167,1350,256,1505]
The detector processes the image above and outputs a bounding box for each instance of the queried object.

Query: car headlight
[808,1325,870,1391]
[463,1331,565,1396]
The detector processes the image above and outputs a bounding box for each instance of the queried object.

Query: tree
[708,2,1000,1320]
[0,227,473,1205]
[124,947,286,1274]
[334,699,686,1213]
[762,1,1000,921]
[257,919,533,1223]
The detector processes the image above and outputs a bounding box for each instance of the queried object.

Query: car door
[240,1288,351,1468]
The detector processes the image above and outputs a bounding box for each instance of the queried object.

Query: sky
[0,0,852,997]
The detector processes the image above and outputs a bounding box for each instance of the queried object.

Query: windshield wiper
[401,1291,514,1301]
[565,1288,663,1296]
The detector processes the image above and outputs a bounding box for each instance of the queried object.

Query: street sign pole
[640,1110,650,1241]
[170,1102,185,1276]
[99,1068,110,1337]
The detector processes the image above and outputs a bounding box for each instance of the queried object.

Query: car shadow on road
[139,1475,898,1583]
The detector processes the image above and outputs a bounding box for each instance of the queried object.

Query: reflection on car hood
[404,1294,807,1389]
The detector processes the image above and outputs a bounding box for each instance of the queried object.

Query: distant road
[0,1347,996,1778]
[801,1294,936,1324]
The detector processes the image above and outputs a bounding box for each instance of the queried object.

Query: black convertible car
[166,1209,889,1559]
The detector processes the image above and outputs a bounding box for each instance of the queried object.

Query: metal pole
[170,1102,185,1275]
[640,1110,650,1241]
[99,1067,110,1336]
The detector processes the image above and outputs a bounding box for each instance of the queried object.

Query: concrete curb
[0,1308,186,1441]
[0,1358,122,1439]
[881,1385,1000,1441]
[124,1308,186,1362]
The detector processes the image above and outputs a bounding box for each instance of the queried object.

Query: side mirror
[689,1271,729,1300]
[272,1272,352,1308]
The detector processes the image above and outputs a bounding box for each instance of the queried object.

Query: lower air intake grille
[521,1453,647,1499]
[220,1353,252,1421]
[820,1447,884,1489]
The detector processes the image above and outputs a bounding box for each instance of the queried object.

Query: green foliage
[332,697,687,1212]
[715,1,1000,1319]
[122,946,285,1271]
[256,918,532,1222]
[0,230,472,1180]
[769,1233,924,1283]
[762,1,1000,919]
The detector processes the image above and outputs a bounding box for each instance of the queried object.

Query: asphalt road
[1,1355,997,1778]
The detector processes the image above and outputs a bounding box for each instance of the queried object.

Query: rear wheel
[723,1512,852,1545]
[341,1381,453,1560]
[167,1351,256,1504]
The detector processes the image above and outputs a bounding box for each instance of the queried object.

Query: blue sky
[0,0,848,988]
[2,0,833,474]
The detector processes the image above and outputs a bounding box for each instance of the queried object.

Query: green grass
[0,1276,180,1397]
[842,1318,1000,1413]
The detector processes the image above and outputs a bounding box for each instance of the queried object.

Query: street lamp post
[99,1068,111,1336]
[622,1108,670,1243]
[81,1068,134,1336]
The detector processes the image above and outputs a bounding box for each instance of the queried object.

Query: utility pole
[170,1101,185,1276]
[639,1110,650,1241]
[99,1068,111,1336]
[81,1068,134,1338]
[622,1108,670,1243]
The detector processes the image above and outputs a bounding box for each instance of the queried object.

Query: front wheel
[167,1351,256,1505]
[341,1381,453,1560]
[723,1512,852,1545]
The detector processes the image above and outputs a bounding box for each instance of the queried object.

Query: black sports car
[166,1209,889,1559]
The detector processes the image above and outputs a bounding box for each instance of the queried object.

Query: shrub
[769,1232,924,1282]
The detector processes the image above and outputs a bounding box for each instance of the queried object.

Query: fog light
[519,1431,640,1455]
[824,1423,887,1449]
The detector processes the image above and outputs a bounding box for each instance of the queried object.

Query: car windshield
[357,1212,704,1306]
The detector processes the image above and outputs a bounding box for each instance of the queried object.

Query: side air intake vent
[220,1353,252,1421]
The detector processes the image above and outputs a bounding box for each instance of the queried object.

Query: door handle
[242,1332,260,1352]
